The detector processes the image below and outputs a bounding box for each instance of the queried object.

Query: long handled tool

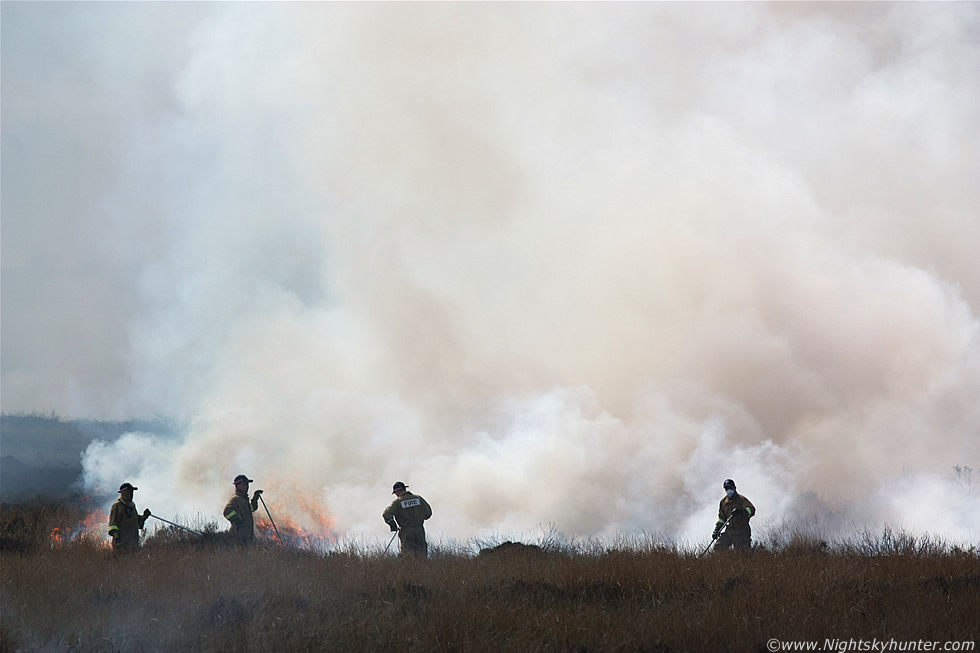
[149,514,203,536]
[698,512,734,558]
[258,494,284,545]
[384,530,399,554]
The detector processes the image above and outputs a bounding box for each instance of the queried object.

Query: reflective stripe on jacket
[224,491,257,542]
[717,493,756,534]
[108,498,146,552]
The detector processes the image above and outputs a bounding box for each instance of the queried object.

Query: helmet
[723,479,736,490]
[392,481,408,494]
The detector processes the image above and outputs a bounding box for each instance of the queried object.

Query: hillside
[0,414,179,500]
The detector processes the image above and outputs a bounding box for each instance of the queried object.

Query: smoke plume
[2,3,978,545]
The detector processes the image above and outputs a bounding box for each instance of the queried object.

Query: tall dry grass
[1,502,977,652]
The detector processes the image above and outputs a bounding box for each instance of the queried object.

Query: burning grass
[1,501,977,652]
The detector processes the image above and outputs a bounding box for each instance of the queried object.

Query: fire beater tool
[148,514,203,536]
[698,512,734,558]
[384,529,399,554]
[258,494,284,545]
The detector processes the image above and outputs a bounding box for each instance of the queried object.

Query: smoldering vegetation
[2,501,976,652]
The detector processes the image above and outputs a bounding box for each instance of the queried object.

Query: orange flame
[253,489,338,551]
[48,497,112,549]
[49,527,66,549]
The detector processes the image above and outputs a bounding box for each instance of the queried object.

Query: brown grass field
[1,502,977,653]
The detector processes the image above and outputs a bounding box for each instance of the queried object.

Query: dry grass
[1,502,977,652]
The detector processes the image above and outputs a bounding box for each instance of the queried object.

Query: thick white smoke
[3,3,978,545]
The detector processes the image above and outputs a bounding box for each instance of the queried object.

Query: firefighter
[382,481,432,557]
[108,482,151,554]
[713,478,756,551]
[223,474,263,544]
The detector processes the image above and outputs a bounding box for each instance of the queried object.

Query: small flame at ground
[49,507,111,549]
[253,489,337,551]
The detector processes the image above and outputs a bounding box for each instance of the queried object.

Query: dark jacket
[718,493,756,534]
[108,498,147,552]
[383,492,432,529]
[224,491,258,542]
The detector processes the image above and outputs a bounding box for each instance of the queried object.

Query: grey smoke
[2,3,978,544]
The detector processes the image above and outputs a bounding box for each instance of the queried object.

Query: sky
[2,2,978,547]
